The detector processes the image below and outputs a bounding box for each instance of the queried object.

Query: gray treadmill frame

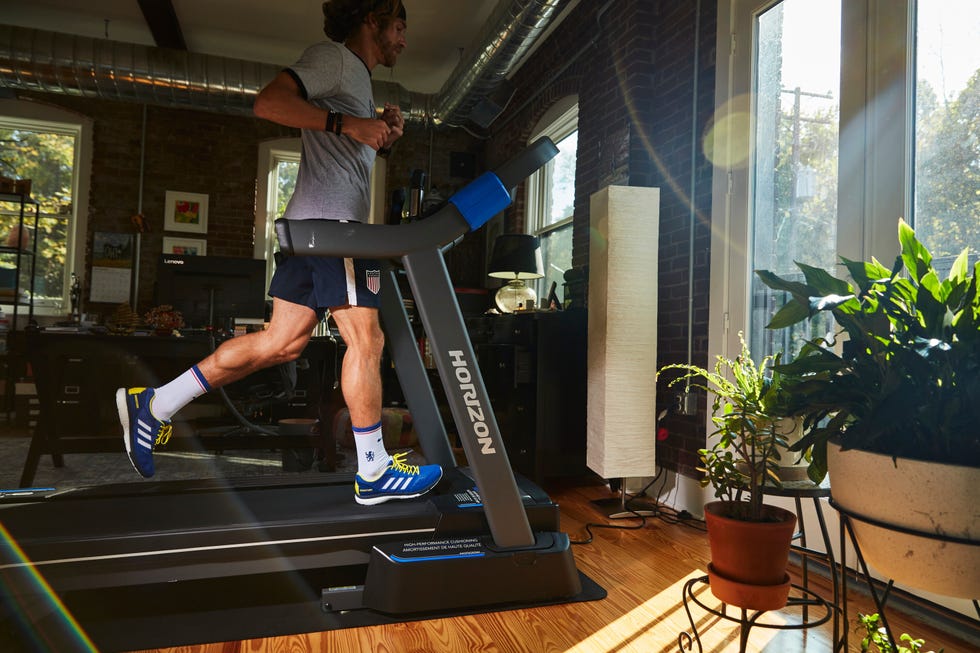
[275,138,559,550]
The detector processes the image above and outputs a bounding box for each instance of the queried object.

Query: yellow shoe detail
[388,452,419,475]
[155,423,173,446]
[128,387,147,407]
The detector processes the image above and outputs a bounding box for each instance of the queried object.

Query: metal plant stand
[678,575,833,652]
[833,499,980,651]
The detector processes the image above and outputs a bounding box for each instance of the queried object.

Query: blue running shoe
[354,452,443,505]
[116,387,172,478]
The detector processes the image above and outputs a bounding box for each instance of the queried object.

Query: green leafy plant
[658,333,791,522]
[859,613,943,653]
[756,219,980,482]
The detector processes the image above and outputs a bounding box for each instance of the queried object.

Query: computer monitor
[155,254,268,330]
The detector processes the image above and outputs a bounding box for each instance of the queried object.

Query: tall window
[748,0,841,360]
[913,0,980,272]
[711,0,979,363]
[254,140,301,287]
[0,104,88,316]
[526,98,578,302]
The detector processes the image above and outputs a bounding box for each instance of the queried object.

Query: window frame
[0,100,91,319]
[254,138,302,288]
[710,0,915,362]
[525,96,579,296]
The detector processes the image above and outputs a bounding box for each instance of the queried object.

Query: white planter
[828,442,980,599]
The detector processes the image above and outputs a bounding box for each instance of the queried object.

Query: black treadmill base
[1,571,605,652]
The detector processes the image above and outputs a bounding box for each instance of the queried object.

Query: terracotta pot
[703,501,797,610]
[828,441,980,599]
[707,564,791,612]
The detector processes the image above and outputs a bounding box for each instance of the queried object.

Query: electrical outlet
[680,390,697,416]
[671,393,684,413]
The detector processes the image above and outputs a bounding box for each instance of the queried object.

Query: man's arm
[253,71,392,150]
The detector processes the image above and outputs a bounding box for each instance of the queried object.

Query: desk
[21,330,340,487]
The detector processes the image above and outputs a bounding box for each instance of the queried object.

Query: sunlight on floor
[564,570,784,653]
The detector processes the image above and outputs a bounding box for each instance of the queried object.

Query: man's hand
[380,103,404,149]
[343,116,392,150]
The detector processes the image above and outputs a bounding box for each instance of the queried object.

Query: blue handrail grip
[448,172,511,231]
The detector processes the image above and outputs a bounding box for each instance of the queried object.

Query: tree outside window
[526,100,578,305]
[0,122,77,310]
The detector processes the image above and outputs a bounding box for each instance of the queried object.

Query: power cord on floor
[569,468,706,545]
[570,509,648,545]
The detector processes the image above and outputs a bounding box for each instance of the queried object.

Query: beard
[375,31,402,68]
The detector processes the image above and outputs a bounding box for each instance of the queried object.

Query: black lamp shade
[487,234,544,280]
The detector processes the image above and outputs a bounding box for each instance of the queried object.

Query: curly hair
[322,0,406,42]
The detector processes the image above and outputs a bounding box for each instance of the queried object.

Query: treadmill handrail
[274,137,559,259]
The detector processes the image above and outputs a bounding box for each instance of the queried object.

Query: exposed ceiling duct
[428,0,567,126]
[0,0,569,127]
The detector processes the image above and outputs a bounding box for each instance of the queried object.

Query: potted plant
[756,218,980,598]
[659,333,797,611]
[858,613,944,653]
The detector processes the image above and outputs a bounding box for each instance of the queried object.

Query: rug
[2,570,606,652]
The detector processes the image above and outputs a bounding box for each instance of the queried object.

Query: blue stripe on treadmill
[390,551,485,563]
[0,487,56,494]
[448,172,511,231]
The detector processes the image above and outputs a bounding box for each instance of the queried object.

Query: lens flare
[0,521,98,651]
[704,94,753,169]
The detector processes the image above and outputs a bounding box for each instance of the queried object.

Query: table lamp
[487,234,544,313]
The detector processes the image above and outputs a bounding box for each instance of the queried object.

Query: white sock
[150,365,211,421]
[354,421,391,479]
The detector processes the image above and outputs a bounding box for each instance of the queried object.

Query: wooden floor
[134,477,976,653]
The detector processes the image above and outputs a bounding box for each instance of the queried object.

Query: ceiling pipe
[428,0,568,126]
[0,24,278,116]
[0,0,569,126]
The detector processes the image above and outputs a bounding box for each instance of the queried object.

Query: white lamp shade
[587,185,660,479]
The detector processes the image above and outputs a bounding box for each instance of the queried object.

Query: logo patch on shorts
[366,269,381,294]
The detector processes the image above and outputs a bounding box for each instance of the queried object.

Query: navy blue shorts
[268,255,383,319]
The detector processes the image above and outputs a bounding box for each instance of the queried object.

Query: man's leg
[117,298,319,478]
[331,304,442,504]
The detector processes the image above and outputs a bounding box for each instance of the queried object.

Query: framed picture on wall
[162,236,207,256]
[163,190,209,233]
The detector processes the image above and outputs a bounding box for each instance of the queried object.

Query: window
[913,1,980,272]
[0,102,89,317]
[254,138,387,289]
[254,138,301,287]
[526,98,578,302]
[711,0,979,364]
[748,0,841,360]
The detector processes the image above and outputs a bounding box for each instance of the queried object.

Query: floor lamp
[586,185,661,519]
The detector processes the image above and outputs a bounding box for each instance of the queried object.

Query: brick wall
[17,90,483,311]
[488,0,718,479]
[18,91,294,313]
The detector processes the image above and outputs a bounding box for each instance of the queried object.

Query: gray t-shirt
[282,41,375,222]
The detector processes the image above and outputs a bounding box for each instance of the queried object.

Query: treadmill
[0,139,586,647]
